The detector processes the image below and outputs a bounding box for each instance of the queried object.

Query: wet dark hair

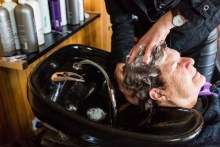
[122,42,167,111]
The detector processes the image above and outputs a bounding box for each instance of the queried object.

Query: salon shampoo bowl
[28,44,204,146]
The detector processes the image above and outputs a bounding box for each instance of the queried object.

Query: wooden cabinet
[0,0,112,145]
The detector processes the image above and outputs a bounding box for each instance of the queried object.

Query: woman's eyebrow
[170,52,181,71]
[165,51,179,72]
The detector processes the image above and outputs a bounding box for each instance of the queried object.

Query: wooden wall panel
[0,68,23,144]
[0,0,17,3]
[84,0,112,52]
[7,69,30,138]
[0,58,44,145]
[0,90,7,143]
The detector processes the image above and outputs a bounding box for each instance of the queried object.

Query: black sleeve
[104,0,135,64]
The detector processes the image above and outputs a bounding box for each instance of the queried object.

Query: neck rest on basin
[28,44,204,146]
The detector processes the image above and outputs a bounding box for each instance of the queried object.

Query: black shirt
[104,0,220,64]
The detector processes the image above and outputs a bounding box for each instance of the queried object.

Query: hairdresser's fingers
[126,46,140,64]
[127,43,149,64]
[142,41,158,64]
[115,63,124,89]
[115,66,127,95]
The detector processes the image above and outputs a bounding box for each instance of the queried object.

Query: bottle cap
[18,0,26,4]
[4,0,12,3]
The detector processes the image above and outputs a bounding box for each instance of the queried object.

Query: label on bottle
[2,2,21,50]
[56,20,60,27]
[17,24,28,50]
[0,18,15,53]
[44,16,47,27]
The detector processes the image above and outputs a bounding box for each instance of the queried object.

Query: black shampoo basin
[28,44,204,146]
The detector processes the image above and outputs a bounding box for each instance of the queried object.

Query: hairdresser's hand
[127,11,175,64]
[115,63,139,105]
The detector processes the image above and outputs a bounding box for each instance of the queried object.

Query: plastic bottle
[48,0,62,31]
[26,0,45,45]
[15,0,38,53]
[2,0,20,50]
[36,0,51,34]
[78,0,84,21]
[65,0,79,25]
[59,0,67,26]
[0,4,16,56]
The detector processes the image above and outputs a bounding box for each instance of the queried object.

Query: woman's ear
[149,88,160,100]
[149,88,167,102]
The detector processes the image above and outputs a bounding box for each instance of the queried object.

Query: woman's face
[159,48,206,108]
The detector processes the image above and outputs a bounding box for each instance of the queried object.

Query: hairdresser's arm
[127,10,174,64]
[104,0,134,65]
[127,0,220,64]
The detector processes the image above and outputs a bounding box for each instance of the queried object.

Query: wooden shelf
[0,12,100,70]
[0,59,27,70]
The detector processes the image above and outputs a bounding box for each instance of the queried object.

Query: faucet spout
[73,59,117,125]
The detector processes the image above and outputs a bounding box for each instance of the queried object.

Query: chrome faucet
[51,72,85,82]
[50,72,85,102]
[73,59,117,125]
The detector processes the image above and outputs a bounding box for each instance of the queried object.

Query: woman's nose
[181,57,195,69]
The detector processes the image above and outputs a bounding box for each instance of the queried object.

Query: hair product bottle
[36,0,51,34]
[65,0,79,25]
[15,0,38,53]
[2,0,20,50]
[59,0,67,26]
[0,4,16,56]
[78,0,84,21]
[48,0,62,31]
[26,0,45,45]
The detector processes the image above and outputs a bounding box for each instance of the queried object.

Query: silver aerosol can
[78,0,84,21]
[0,4,16,56]
[2,0,21,50]
[15,0,38,53]
[65,0,80,25]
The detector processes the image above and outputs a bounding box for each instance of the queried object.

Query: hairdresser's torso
[108,0,218,53]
